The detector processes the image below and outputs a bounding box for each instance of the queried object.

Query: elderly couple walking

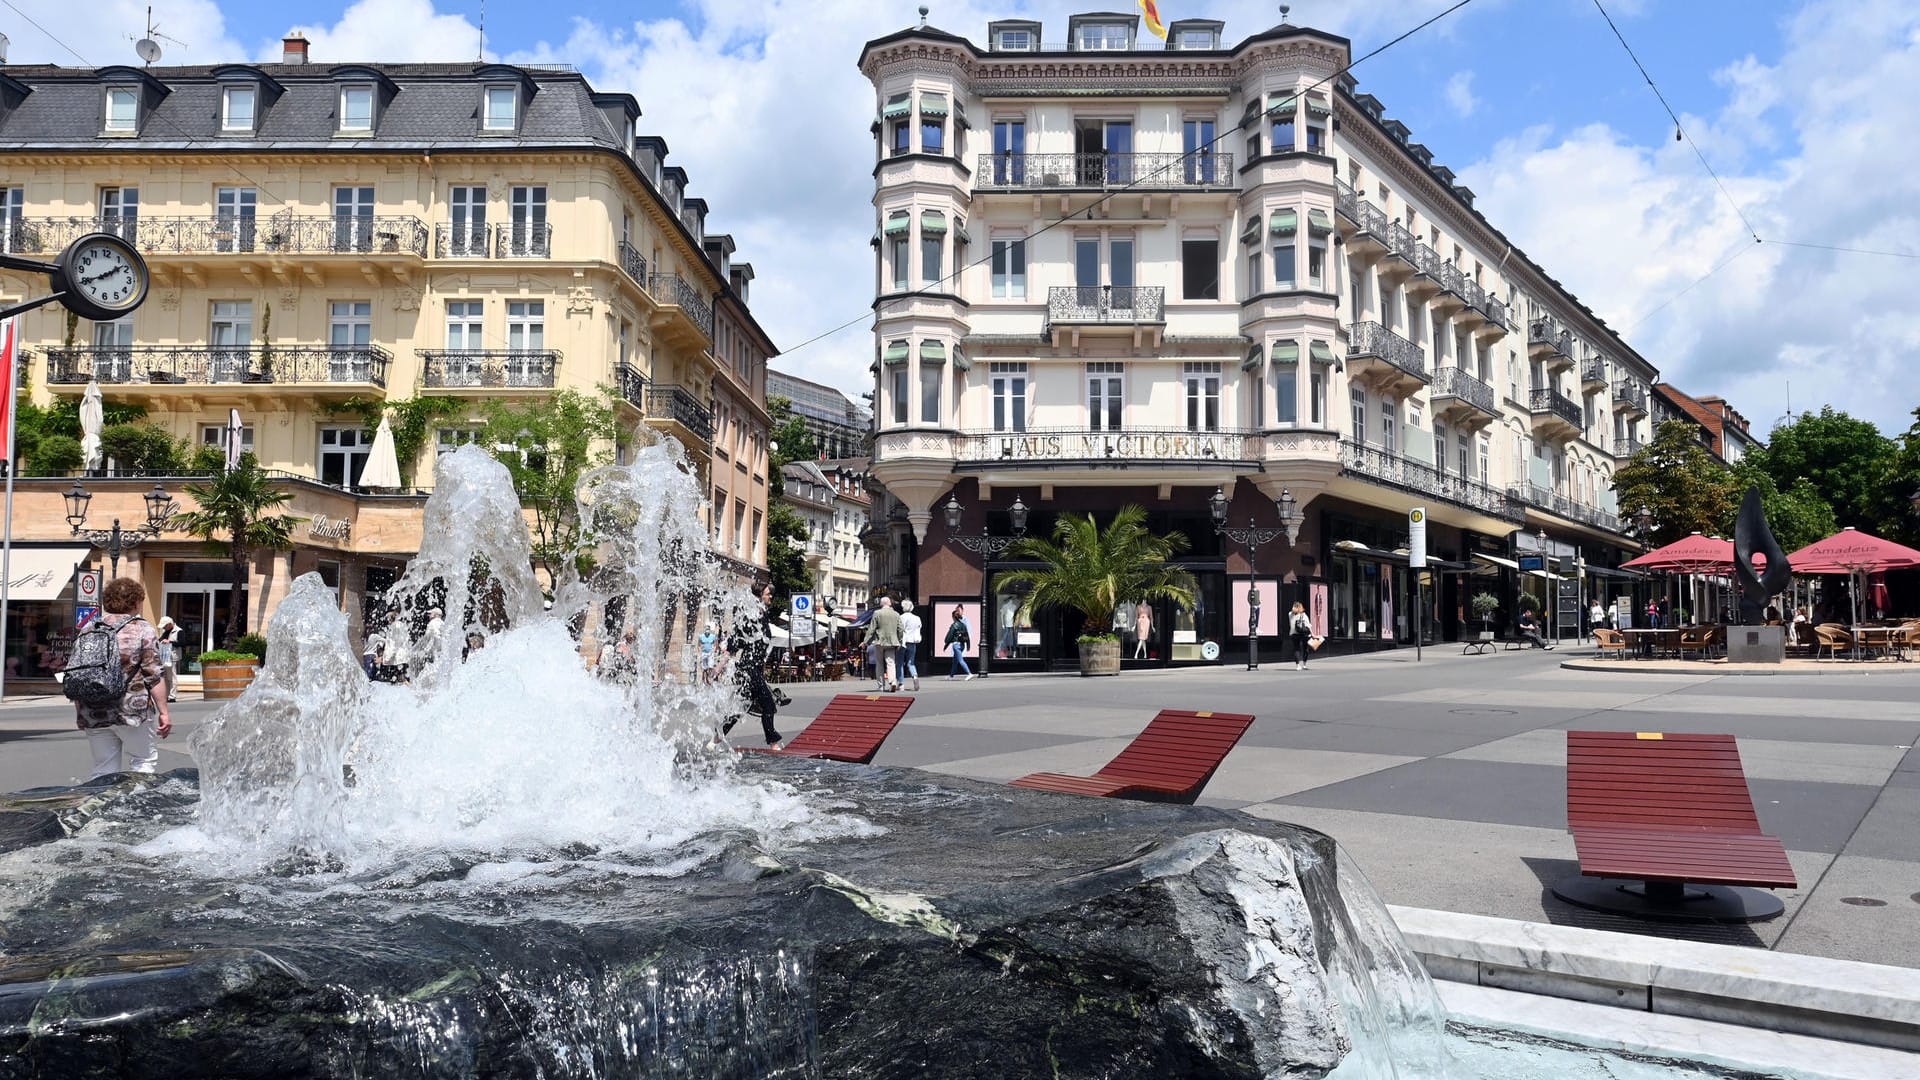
[862,595,941,692]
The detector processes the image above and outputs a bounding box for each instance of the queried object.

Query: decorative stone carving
[567,286,597,316]
[279,289,300,310]
[391,287,420,312]
[158,290,180,311]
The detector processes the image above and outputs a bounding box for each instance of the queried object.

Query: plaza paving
[4,646,1916,967]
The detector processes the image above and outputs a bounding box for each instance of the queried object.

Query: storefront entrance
[161,562,237,675]
[972,562,1229,670]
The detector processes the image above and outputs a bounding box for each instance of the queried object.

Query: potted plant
[996,504,1195,677]
[173,448,304,656]
[1470,592,1499,640]
[198,646,260,699]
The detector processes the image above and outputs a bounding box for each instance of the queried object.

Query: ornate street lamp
[942,492,1028,678]
[1211,486,1300,671]
[66,480,175,578]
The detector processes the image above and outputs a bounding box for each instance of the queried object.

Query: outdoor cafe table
[1850,626,1909,661]
[1620,627,1680,659]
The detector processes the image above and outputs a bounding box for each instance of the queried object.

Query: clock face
[57,232,149,321]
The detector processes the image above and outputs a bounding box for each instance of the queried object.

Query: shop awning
[1587,564,1649,581]
[1473,552,1550,580]
[2,548,88,601]
[1334,540,1470,572]
[1308,209,1333,234]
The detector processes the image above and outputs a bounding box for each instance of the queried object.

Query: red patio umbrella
[1621,532,1735,573]
[1785,528,1920,574]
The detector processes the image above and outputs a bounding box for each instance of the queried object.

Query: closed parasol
[79,380,104,473]
[359,415,403,491]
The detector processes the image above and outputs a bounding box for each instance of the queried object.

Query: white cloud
[275,0,480,63]
[1,0,242,67]
[1444,71,1478,118]
[1461,0,1920,435]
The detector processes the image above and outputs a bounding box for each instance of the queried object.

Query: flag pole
[0,317,20,705]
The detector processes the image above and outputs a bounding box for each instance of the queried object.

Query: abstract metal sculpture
[1733,486,1792,624]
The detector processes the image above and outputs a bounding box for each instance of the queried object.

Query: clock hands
[80,265,131,286]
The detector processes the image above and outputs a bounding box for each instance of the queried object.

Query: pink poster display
[1229,580,1280,636]
[1310,583,1329,637]
[936,600,983,658]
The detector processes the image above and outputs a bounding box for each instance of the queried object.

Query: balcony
[435,224,490,258]
[416,349,558,390]
[1435,262,1468,316]
[1044,286,1165,343]
[1338,186,1393,262]
[1508,483,1621,533]
[1478,296,1510,339]
[496,222,552,258]
[618,239,649,286]
[614,363,648,411]
[1407,241,1444,299]
[1341,440,1522,522]
[1613,436,1645,459]
[1345,320,1428,398]
[7,214,429,260]
[1429,365,1498,427]
[647,272,716,347]
[1378,220,1417,279]
[1612,380,1648,418]
[1529,387,1583,442]
[646,384,714,446]
[1528,318,1574,374]
[46,345,391,391]
[973,152,1235,191]
[1581,357,1609,392]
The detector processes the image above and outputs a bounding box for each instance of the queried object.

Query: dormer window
[484,86,517,131]
[340,85,374,131]
[222,86,256,131]
[104,87,137,132]
[1075,23,1131,50]
[1178,29,1216,49]
[995,28,1032,50]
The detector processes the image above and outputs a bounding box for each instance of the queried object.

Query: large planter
[1077,637,1121,677]
[200,658,260,700]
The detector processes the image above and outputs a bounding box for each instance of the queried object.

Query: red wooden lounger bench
[737,694,913,765]
[1552,730,1797,922]
[1007,709,1256,804]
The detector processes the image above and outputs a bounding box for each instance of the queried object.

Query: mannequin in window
[998,595,1020,658]
[1133,602,1153,659]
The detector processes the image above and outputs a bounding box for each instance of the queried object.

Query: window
[1087,362,1123,431]
[921,115,944,155]
[209,300,253,381]
[200,424,254,452]
[1184,362,1221,433]
[1434,421,1450,474]
[1380,397,1398,454]
[1246,132,1261,161]
[1274,362,1297,425]
[919,357,941,423]
[104,87,138,132]
[1350,386,1367,443]
[484,86,517,130]
[446,300,484,350]
[1182,238,1219,300]
[508,186,548,256]
[890,119,911,157]
[1182,119,1216,184]
[1464,432,1477,481]
[1076,23,1130,50]
[1432,322,1447,364]
[448,185,486,256]
[333,185,374,253]
[0,187,21,254]
[990,236,1026,298]
[995,28,1033,50]
[90,317,134,382]
[1271,241,1295,290]
[920,226,942,287]
[99,187,138,241]
[339,85,374,131]
[890,235,909,291]
[991,362,1027,432]
[319,426,373,489]
[1271,111,1295,153]
[1251,364,1264,428]
[1349,269,1365,316]
[1309,364,1327,426]
[890,366,909,425]
[991,119,1025,183]
[1246,251,1262,297]
[436,428,481,455]
[1308,243,1326,290]
[1179,29,1217,49]
[221,86,256,131]
[328,300,373,379]
[506,299,545,367]
[214,187,256,252]
[1305,122,1323,154]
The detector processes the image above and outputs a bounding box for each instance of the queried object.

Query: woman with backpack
[66,577,170,779]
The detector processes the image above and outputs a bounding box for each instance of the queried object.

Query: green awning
[953,218,971,244]
[1241,213,1262,241]
[1241,347,1262,371]
[920,340,946,363]
[919,93,949,117]
[882,340,910,365]
[1267,93,1297,115]
[952,347,972,371]
[1305,98,1331,118]
[1241,98,1262,122]
[883,210,910,235]
[870,231,880,247]
[920,210,947,234]
[1308,209,1333,234]
[1271,341,1300,364]
[1308,340,1335,363]
[1269,209,1297,236]
[882,93,911,119]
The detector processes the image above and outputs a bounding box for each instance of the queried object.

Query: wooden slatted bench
[1007,709,1256,805]
[1551,730,1797,922]
[736,694,913,765]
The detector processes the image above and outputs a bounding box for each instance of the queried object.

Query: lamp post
[66,481,174,578]
[942,493,1029,679]
[1210,486,1303,671]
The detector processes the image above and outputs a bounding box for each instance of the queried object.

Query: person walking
[1288,601,1313,671]
[722,583,782,749]
[898,600,923,692]
[154,615,180,702]
[864,596,903,692]
[945,606,974,680]
[698,622,719,684]
[64,577,170,779]
[413,607,445,680]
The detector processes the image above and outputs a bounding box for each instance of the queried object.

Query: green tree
[172,449,304,649]
[99,423,190,474]
[322,396,463,488]
[479,388,617,589]
[1721,458,1837,555]
[1752,407,1898,533]
[13,397,147,475]
[763,395,818,599]
[1612,420,1737,546]
[995,505,1197,638]
[1884,407,1920,547]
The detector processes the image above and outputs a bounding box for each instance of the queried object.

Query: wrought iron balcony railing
[1612,380,1648,413]
[973,152,1236,190]
[1613,436,1645,458]
[1482,296,1509,331]
[1460,278,1487,313]
[1430,365,1496,414]
[1342,440,1522,521]
[1438,262,1467,298]
[1581,357,1609,385]
[435,223,491,258]
[1413,241,1442,281]
[47,345,391,386]
[1507,483,1619,530]
[646,384,714,443]
[1384,220,1416,261]
[1529,387,1583,426]
[1528,319,1572,357]
[647,273,716,338]
[1352,199,1388,238]
[416,349,559,389]
[1045,285,1166,327]
[614,363,648,410]
[5,214,428,257]
[1345,321,1427,381]
[618,240,648,285]
[1334,179,1358,220]
[496,222,552,258]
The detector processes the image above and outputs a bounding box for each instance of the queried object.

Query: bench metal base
[1552,875,1785,923]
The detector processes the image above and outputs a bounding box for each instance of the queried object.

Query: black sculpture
[1733,486,1792,624]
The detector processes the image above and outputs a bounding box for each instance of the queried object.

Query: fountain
[0,444,1786,1078]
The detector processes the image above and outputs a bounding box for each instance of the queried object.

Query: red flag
[1139,0,1168,40]
[0,317,17,465]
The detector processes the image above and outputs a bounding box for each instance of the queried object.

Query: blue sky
[5,1,1914,436]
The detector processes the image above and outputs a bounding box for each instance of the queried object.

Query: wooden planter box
[1078,638,1121,677]
[201,658,260,700]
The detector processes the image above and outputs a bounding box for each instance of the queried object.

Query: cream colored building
[0,41,774,686]
[858,14,1657,667]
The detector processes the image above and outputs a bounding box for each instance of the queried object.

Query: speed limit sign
[75,569,101,606]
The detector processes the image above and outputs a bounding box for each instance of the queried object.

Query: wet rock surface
[0,762,1446,1080]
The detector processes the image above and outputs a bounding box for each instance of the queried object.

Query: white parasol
[79,380,104,473]
[358,414,403,490]
[224,407,245,468]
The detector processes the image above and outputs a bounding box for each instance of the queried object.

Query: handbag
[1308,635,1325,651]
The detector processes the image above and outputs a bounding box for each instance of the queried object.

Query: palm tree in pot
[174,448,304,649]
[995,504,1196,676]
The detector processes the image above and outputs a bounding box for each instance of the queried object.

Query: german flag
[1140,0,1168,40]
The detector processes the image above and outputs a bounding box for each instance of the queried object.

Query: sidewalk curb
[1558,658,1901,676]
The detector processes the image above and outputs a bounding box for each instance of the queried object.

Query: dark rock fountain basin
[0,759,1448,1080]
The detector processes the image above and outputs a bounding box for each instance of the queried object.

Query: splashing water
[180,442,869,872]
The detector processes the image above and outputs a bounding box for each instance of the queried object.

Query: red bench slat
[737,694,913,764]
[1010,709,1255,804]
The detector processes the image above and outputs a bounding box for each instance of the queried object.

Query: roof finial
[918,5,930,29]
[1280,4,1292,23]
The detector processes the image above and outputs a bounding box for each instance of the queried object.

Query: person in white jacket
[898,600,924,692]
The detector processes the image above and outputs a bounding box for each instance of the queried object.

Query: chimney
[282,34,310,65]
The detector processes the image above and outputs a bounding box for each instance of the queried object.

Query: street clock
[0,231,154,323]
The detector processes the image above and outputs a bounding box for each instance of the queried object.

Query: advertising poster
[1229,580,1280,637]
[1309,583,1329,638]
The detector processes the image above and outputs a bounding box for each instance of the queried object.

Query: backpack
[62,616,141,708]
